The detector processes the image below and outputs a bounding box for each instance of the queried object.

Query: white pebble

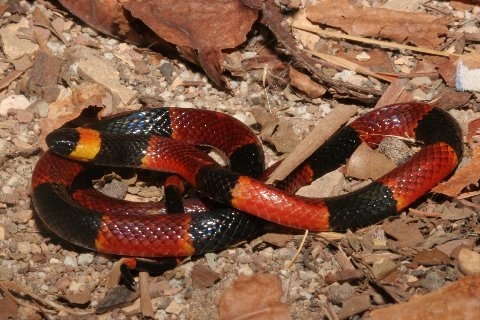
[0,95,30,116]
[16,241,31,254]
[64,256,78,268]
[77,253,94,266]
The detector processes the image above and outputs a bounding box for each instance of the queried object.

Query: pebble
[68,280,81,292]
[0,226,5,240]
[0,266,14,281]
[237,264,254,276]
[17,241,32,254]
[7,109,34,123]
[12,209,33,224]
[457,248,480,275]
[0,95,30,116]
[55,277,71,291]
[35,101,49,118]
[6,175,20,187]
[77,253,94,266]
[205,252,217,269]
[165,300,185,315]
[410,76,432,87]
[326,282,355,304]
[64,256,78,268]
[160,62,174,82]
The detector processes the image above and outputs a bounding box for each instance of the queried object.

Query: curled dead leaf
[218,273,290,320]
[345,143,396,180]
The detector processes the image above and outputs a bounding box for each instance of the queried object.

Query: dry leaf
[430,90,472,111]
[122,0,257,87]
[345,143,397,180]
[414,249,450,266]
[191,265,220,289]
[0,295,18,320]
[58,0,146,44]
[371,275,480,320]
[433,146,480,197]
[60,291,92,305]
[307,0,450,48]
[289,67,326,98]
[466,117,480,143]
[382,219,423,248]
[218,273,290,320]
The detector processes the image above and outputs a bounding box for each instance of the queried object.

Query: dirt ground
[1,0,480,319]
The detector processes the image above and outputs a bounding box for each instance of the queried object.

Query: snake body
[32,103,462,257]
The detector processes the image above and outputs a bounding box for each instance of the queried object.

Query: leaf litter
[1,0,480,319]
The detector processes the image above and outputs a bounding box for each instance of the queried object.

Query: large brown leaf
[122,0,257,87]
[307,0,450,49]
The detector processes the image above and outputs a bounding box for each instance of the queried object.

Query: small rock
[35,101,49,118]
[160,62,174,83]
[420,271,445,291]
[12,138,36,154]
[327,282,356,304]
[64,256,78,268]
[410,76,432,87]
[12,210,33,224]
[298,270,317,281]
[457,248,480,275]
[77,253,94,266]
[238,264,254,276]
[0,266,14,281]
[16,241,31,254]
[0,226,5,240]
[0,95,30,116]
[165,300,185,315]
[68,280,81,292]
[7,109,34,123]
[205,252,217,270]
[356,52,371,61]
[55,277,71,291]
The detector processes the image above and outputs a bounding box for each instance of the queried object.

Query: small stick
[266,104,358,184]
[285,230,309,269]
[139,272,154,318]
[293,24,462,58]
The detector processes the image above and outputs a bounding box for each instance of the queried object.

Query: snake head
[46,128,101,161]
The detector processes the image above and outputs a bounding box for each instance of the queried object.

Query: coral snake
[32,103,463,258]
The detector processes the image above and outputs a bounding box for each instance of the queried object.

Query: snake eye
[46,128,80,156]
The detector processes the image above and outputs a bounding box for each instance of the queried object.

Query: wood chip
[266,104,358,183]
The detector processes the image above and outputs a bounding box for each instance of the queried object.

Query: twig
[293,23,463,58]
[285,230,309,269]
[139,272,154,318]
[456,190,480,200]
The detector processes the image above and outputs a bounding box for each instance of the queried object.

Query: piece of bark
[266,104,358,184]
[27,51,63,95]
[289,67,326,98]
